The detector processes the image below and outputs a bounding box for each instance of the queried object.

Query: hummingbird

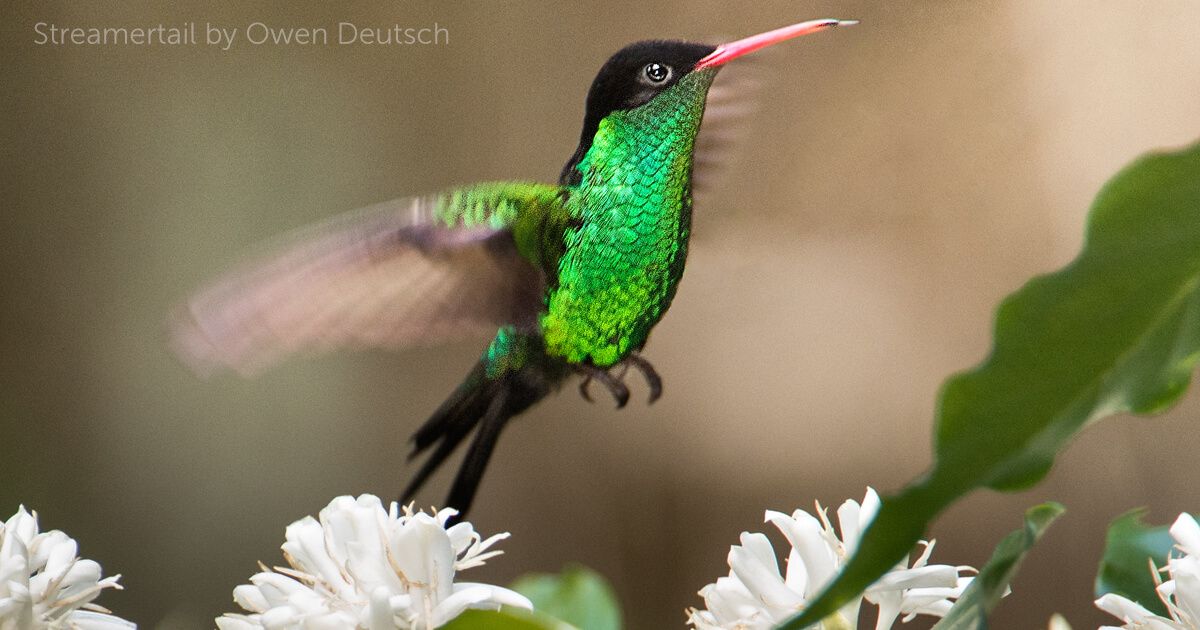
[171,18,856,517]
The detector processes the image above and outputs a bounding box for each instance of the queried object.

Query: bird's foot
[625,353,663,404]
[575,364,630,408]
[573,353,663,408]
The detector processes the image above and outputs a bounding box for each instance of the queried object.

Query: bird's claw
[578,374,594,403]
[625,353,663,404]
[575,365,630,408]
[575,364,630,408]
[573,353,662,407]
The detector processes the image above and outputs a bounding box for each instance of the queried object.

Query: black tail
[400,349,560,517]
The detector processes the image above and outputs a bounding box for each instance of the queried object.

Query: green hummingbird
[171,18,856,516]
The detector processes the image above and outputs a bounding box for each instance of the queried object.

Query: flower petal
[1171,514,1200,558]
[867,565,960,593]
[1095,593,1158,623]
[452,583,532,610]
[728,536,805,612]
[765,511,838,599]
[69,610,138,630]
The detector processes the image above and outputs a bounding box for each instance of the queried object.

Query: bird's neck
[573,78,714,232]
[562,70,717,198]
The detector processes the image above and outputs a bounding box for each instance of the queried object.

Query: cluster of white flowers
[1,490,992,630]
[687,488,976,630]
[1095,512,1200,630]
[0,506,134,630]
[217,495,532,630]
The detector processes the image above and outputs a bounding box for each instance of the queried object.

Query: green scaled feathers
[431,182,569,272]
[434,182,561,231]
[484,327,547,379]
[544,69,718,366]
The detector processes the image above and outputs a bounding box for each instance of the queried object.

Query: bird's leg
[624,353,663,404]
[615,362,631,380]
[573,364,630,409]
[577,372,593,402]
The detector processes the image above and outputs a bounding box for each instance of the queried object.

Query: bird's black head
[559,40,717,185]
[583,40,718,120]
[558,20,856,185]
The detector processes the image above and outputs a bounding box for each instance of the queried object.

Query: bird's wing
[693,59,762,193]
[169,182,565,376]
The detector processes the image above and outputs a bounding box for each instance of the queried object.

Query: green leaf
[440,608,579,630]
[930,503,1064,630]
[510,564,622,630]
[1094,509,1176,617]
[782,140,1200,630]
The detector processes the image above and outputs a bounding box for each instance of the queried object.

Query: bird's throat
[542,70,716,367]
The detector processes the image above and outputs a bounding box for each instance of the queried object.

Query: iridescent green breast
[541,69,715,367]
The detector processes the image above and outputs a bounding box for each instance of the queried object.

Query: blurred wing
[693,58,762,193]
[170,182,564,376]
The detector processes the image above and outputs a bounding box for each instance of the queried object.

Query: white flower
[1096,512,1200,630]
[218,495,532,630]
[687,488,976,630]
[0,506,134,630]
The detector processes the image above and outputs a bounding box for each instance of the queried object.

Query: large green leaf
[930,503,1064,630]
[510,565,622,630]
[782,140,1200,629]
[1094,509,1176,617]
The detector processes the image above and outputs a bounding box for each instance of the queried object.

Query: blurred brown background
[3,1,1200,629]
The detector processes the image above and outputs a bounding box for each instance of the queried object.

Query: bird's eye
[643,62,671,83]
